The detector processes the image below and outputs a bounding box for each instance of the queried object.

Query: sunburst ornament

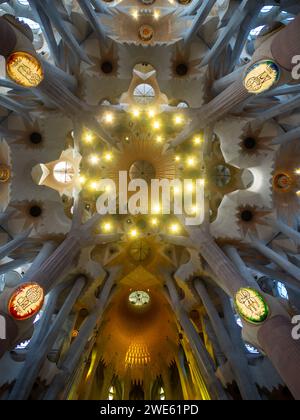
[6,51,44,88]
[235,288,269,324]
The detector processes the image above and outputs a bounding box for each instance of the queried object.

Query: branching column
[164,273,228,400]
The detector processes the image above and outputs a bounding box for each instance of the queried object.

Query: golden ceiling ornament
[6,51,44,88]
[8,282,44,321]
[0,164,11,183]
[138,25,154,42]
[243,60,280,94]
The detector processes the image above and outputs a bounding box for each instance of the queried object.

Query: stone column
[43,267,121,400]
[0,16,17,57]
[274,219,300,247]
[21,240,57,282]
[0,228,32,261]
[194,280,261,400]
[252,240,300,282]
[271,14,300,71]
[164,273,228,400]
[8,276,86,400]
[224,245,258,289]
[257,315,300,399]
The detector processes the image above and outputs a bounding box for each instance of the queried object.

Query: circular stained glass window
[53,161,75,184]
[133,83,155,105]
[129,291,150,306]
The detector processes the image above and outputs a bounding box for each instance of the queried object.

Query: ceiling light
[104,152,113,162]
[156,135,163,143]
[187,157,196,167]
[148,109,156,118]
[129,229,138,238]
[90,181,98,191]
[103,222,112,233]
[174,115,184,125]
[84,133,93,143]
[104,113,114,124]
[153,10,160,20]
[89,154,99,165]
[170,224,180,234]
[132,108,141,118]
[193,135,202,145]
[152,204,161,214]
[153,120,161,130]
[151,218,158,226]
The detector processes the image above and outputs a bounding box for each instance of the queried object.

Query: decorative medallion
[235,288,269,324]
[273,173,292,191]
[138,25,154,42]
[244,60,280,94]
[8,283,44,321]
[0,165,11,183]
[6,51,44,88]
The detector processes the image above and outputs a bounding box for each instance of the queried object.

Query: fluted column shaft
[43,268,120,400]
[274,219,300,246]
[257,315,300,399]
[271,14,300,71]
[0,17,17,57]
[252,240,300,282]
[194,281,261,400]
[8,276,86,400]
[165,273,228,400]
[224,245,258,289]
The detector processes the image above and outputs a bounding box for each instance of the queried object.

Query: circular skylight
[53,161,75,184]
[133,83,155,105]
[129,291,150,306]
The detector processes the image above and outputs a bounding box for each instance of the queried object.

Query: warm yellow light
[199,179,205,186]
[104,152,113,162]
[295,169,300,175]
[151,218,158,226]
[187,157,196,167]
[174,115,184,125]
[175,155,181,162]
[156,135,163,143]
[129,229,138,238]
[148,109,156,118]
[104,112,114,124]
[132,108,141,118]
[103,222,112,233]
[89,154,99,165]
[90,181,98,191]
[193,135,202,145]
[153,120,161,130]
[84,133,93,143]
[173,186,181,195]
[132,9,139,19]
[170,224,180,234]
[152,204,161,214]
[297,191,300,197]
[153,10,160,20]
